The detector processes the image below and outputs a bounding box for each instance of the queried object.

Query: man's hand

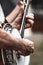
[0,28,34,56]
[18,39,34,56]
[6,1,34,30]
[9,1,34,30]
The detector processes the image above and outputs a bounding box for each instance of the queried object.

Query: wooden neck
[20,0,30,38]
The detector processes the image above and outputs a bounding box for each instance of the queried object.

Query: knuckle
[31,20,34,25]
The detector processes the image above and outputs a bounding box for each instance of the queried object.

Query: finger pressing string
[26,13,34,20]
[18,0,27,6]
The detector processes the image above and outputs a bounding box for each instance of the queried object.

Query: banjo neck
[20,0,30,38]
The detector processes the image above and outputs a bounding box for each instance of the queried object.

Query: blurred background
[0,0,43,65]
[24,0,43,65]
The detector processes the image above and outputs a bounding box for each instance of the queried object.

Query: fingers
[11,7,24,28]
[23,39,34,53]
[26,40,34,53]
[20,1,27,5]
[20,39,34,56]
[27,19,34,26]
[25,23,31,28]
[16,38,34,56]
[18,1,27,10]
[25,13,34,28]
[26,13,34,20]
[18,1,27,6]
[23,39,34,50]
[25,19,34,29]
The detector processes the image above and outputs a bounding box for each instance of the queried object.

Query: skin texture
[0,1,34,56]
[0,28,34,56]
[6,2,34,30]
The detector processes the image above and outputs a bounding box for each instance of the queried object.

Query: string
[20,0,30,38]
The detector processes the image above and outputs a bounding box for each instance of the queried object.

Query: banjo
[0,0,30,65]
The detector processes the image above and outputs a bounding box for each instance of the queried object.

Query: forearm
[6,5,21,23]
[0,28,27,55]
[0,35,25,52]
[0,28,15,49]
[0,28,34,56]
[0,28,22,50]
